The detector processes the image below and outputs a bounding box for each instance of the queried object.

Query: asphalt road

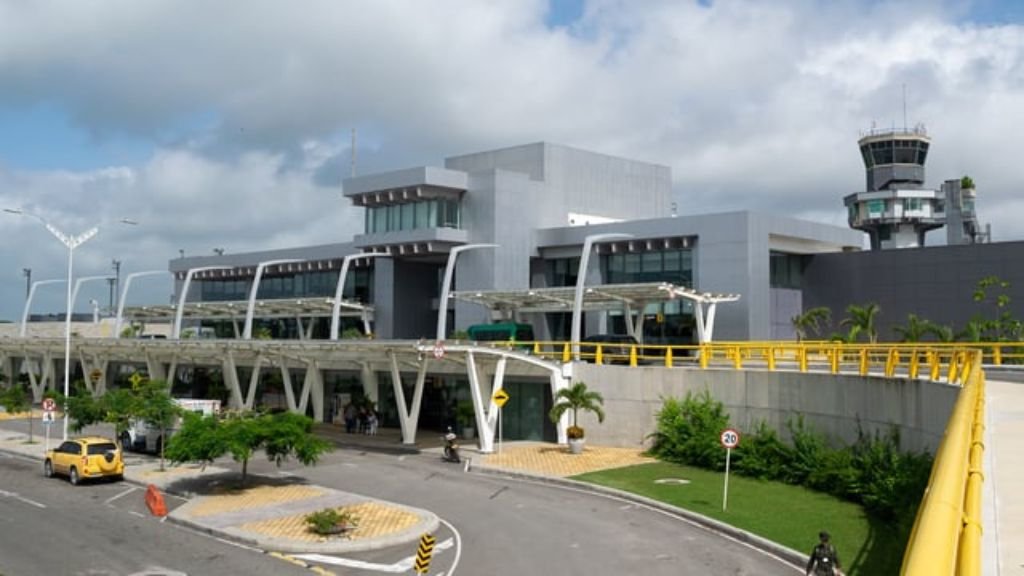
[0,418,803,576]
[245,448,804,576]
[0,450,310,576]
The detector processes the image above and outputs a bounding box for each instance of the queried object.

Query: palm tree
[549,381,605,439]
[893,313,930,342]
[840,303,881,344]
[791,307,832,342]
[924,323,955,343]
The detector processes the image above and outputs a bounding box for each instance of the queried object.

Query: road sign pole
[723,447,731,511]
[498,407,503,455]
[45,417,51,453]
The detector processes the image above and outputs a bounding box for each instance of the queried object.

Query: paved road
[243,448,803,576]
[0,450,310,576]
[1,418,802,575]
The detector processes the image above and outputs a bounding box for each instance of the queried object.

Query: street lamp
[22,268,31,299]
[571,233,633,360]
[4,208,137,440]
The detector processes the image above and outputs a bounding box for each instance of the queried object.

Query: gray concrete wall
[445,142,672,227]
[570,364,959,454]
[803,240,1024,341]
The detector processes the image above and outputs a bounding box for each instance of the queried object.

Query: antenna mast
[350,128,357,178]
[902,84,907,131]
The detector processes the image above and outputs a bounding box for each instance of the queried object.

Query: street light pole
[22,268,31,299]
[4,208,136,440]
[110,259,122,314]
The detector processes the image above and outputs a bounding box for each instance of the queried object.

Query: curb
[468,460,806,570]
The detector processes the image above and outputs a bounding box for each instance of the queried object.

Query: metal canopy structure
[121,297,374,338]
[449,281,740,344]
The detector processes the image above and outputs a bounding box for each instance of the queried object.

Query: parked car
[581,334,640,364]
[44,436,124,485]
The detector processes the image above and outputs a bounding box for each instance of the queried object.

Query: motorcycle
[442,428,461,463]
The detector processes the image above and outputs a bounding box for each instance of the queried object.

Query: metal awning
[122,297,373,322]
[449,282,737,314]
[450,281,740,344]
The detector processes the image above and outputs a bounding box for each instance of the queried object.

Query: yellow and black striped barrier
[414,532,435,574]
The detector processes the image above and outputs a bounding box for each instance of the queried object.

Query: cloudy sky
[1,0,1022,322]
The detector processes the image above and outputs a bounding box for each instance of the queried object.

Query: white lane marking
[293,538,455,573]
[437,516,462,576]
[104,486,139,505]
[0,488,46,509]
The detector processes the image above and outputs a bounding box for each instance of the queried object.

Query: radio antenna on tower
[350,128,357,178]
[902,84,907,132]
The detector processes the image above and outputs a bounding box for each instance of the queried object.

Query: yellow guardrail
[483,339,988,574]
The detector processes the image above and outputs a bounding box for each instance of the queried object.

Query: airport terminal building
[171,142,862,344]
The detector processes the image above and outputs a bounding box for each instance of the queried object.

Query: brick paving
[239,501,420,543]
[187,484,326,517]
[480,442,656,477]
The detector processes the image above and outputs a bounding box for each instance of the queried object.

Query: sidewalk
[0,427,437,555]
[986,379,1024,575]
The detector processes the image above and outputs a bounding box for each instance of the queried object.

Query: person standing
[806,531,842,576]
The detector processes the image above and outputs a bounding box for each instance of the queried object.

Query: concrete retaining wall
[570,364,960,454]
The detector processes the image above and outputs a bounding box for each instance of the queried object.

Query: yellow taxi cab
[44,436,125,485]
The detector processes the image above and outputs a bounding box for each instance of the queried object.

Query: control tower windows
[364,198,462,234]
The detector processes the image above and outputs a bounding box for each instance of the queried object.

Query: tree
[0,383,33,443]
[961,175,975,190]
[924,323,955,343]
[840,303,881,344]
[791,307,832,342]
[893,313,931,342]
[166,410,332,486]
[548,381,605,440]
[135,379,182,471]
[969,275,1022,342]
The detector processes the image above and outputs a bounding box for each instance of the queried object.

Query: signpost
[719,428,740,511]
[42,398,56,452]
[492,388,509,454]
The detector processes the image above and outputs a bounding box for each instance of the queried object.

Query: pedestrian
[366,410,378,435]
[343,403,357,434]
[806,531,842,576]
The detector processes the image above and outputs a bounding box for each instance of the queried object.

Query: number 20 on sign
[720,428,740,511]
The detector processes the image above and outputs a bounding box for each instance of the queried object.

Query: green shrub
[649,391,730,469]
[304,507,359,535]
[734,421,789,479]
[650,394,933,522]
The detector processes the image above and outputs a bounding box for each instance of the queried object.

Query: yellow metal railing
[900,350,985,576]
[486,339,989,574]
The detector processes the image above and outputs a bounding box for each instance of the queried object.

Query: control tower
[844,126,944,250]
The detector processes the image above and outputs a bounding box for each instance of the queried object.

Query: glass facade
[364,198,462,234]
[769,251,808,289]
[198,268,373,303]
[601,249,693,286]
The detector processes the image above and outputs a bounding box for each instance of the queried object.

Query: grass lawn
[574,461,907,576]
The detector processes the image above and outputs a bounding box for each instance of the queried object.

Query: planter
[568,438,585,454]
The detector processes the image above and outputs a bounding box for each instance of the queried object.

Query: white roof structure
[121,297,372,322]
[450,282,740,343]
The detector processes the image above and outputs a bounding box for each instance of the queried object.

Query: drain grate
[654,478,691,485]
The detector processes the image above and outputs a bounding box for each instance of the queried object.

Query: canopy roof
[122,297,372,322]
[449,282,739,314]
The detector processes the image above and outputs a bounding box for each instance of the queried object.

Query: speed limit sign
[720,428,740,449]
[432,341,446,359]
[42,398,56,412]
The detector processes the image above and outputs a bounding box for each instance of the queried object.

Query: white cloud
[1,0,1023,320]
